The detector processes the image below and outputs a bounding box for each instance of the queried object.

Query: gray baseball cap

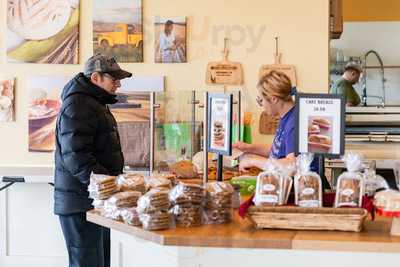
[84,54,132,80]
[344,62,362,73]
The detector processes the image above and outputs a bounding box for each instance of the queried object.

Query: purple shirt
[269,107,296,160]
[269,106,318,172]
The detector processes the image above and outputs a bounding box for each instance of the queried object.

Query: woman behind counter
[234,70,317,172]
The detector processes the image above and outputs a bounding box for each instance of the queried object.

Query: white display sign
[296,94,345,157]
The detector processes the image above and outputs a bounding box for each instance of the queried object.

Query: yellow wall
[343,0,400,21]
[0,0,329,167]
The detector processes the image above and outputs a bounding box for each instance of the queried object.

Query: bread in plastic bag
[335,153,365,207]
[170,205,203,227]
[117,173,146,194]
[364,161,389,196]
[145,176,172,191]
[120,207,142,226]
[139,211,173,230]
[255,161,283,206]
[106,191,142,208]
[137,188,170,214]
[204,182,233,224]
[88,173,118,200]
[169,182,204,205]
[374,189,400,212]
[294,154,322,208]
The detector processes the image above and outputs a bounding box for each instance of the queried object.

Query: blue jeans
[59,213,110,267]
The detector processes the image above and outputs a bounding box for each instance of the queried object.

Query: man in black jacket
[54,54,131,267]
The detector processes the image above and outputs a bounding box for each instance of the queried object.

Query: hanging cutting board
[258,37,294,135]
[258,37,297,86]
[206,38,244,86]
[259,111,280,135]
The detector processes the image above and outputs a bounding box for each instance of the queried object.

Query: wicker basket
[247,206,368,232]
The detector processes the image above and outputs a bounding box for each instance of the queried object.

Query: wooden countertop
[87,210,400,252]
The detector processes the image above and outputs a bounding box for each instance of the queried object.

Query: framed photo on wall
[207,93,233,155]
[93,0,143,63]
[154,16,187,63]
[295,93,345,158]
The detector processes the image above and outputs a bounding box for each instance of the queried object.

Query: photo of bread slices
[308,134,332,151]
[311,117,331,130]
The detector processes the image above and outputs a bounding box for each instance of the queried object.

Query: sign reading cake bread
[295,93,345,157]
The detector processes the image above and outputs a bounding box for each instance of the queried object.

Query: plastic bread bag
[92,199,105,211]
[203,207,232,224]
[88,173,118,200]
[170,204,203,227]
[106,191,142,208]
[335,152,365,208]
[204,182,233,224]
[120,207,142,226]
[145,176,172,191]
[139,211,174,231]
[205,182,234,208]
[169,182,204,206]
[364,161,389,197]
[278,163,295,205]
[116,173,146,194]
[374,189,400,212]
[294,154,322,208]
[137,188,170,214]
[101,201,122,221]
[254,160,283,206]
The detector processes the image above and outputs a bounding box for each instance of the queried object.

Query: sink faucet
[362,50,386,107]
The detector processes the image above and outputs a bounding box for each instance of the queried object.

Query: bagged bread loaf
[254,161,283,206]
[88,173,119,200]
[294,154,322,208]
[335,153,365,208]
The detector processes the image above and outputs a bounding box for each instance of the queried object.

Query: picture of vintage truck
[96,23,143,49]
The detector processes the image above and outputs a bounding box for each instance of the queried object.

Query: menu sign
[295,93,345,157]
[207,93,233,155]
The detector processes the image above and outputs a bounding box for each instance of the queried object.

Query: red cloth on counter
[376,208,400,218]
[238,193,375,219]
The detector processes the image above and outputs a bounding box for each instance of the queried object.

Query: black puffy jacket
[54,73,124,215]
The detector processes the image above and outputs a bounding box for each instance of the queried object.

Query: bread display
[169,160,198,179]
[145,177,172,190]
[117,173,146,194]
[295,174,322,208]
[88,174,119,200]
[374,190,400,212]
[204,182,234,224]
[137,189,170,214]
[169,182,204,205]
[336,176,363,207]
[254,172,282,206]
[335,153,365,208]
[139,212,172,231]
[106,191,142,208]
[120,207,142,226]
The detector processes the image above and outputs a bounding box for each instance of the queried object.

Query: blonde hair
[257,70,292,101]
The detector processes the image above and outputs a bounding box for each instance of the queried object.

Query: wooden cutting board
[259,37,297,86]
[259,111,280,135]
[206,38,244,86]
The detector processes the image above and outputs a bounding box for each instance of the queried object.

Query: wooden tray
[247,206,367,232]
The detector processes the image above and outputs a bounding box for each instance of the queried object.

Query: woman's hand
[232,141,253,153]
[238,154,267,172]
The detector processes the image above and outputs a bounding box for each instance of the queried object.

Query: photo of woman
[155,16,187,63]
[0,78,15,122]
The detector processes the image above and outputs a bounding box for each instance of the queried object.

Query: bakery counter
[87,210,400,267]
